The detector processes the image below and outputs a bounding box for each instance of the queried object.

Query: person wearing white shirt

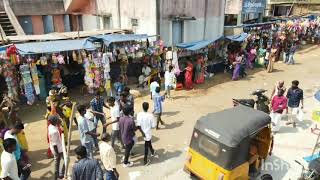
[1,138,20,180]
[84,110,98,149]
[4,121,31,180]
[149,77,160,100]
[138,64,152,88]
[164,65,175,98]
[48,115,65,180]
[105,97,124,149]
[136,102,156,165]
[99,134,119,180]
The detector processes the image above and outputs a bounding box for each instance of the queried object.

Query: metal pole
[64,102,77,179]
[287,0,296,16]
[77,15,80,39]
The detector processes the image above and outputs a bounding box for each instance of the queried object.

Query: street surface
[19,45,320,180]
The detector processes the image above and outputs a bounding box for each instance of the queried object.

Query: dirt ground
[20,45,320,180]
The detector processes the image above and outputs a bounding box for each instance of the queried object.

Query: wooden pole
[64,102,77,179]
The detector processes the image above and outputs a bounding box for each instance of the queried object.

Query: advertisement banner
[225,0,243,14]
[242,0,266,13]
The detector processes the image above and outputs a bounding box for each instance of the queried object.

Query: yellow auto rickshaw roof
[195,105,271,147]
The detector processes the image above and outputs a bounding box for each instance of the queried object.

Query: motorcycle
[295,159,320,180]
[233,89,270,114]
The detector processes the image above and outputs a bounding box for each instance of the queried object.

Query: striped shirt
[153,93,165,114]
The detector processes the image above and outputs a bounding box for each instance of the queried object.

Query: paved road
[21,45,320,179]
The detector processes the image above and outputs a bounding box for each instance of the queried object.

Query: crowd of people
[227,18,320,81]
[0,78,170,180]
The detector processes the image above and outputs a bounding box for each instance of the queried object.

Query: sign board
[242,0,266,13]
[225,0,243,14]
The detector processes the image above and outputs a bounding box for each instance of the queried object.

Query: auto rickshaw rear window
[199,135,220,157]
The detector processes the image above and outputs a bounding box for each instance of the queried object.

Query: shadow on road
[28,148,55,179]
[162,121,184,130]
[162,111,180,117]
[150,149,182,165]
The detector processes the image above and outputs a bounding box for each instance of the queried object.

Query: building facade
[1,0,225,46]
[268,0,320,16]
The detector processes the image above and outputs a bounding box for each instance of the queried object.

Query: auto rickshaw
[184,105,273,180]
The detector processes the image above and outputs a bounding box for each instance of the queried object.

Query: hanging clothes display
[83,57,94,93]
[172,50,181,75]
[30,63,40,95]
[20,64,35,105]
[1,59,18,100]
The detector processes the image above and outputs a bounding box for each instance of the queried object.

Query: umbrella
[315,90,320,102]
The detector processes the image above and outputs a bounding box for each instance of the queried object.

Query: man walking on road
[286,80,304,127]
[119,106,135,167]
[99,133,119,180]
[136,102,156,165]
[164,65,175,98]
[72,145,103,180]
[105,97,124,149]
[153,87,166,129]
[90,92,108,134]
[48,115,65,180]
[270,89,288,133]
[150,77,160,100]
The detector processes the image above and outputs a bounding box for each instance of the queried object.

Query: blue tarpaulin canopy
[176,36,222,51]
[87,34,148,46]
[0,44,10,52]
[15,39,96,54]
[226,33,248,42]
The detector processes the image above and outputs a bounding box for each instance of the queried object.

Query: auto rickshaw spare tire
[261,174,273,180]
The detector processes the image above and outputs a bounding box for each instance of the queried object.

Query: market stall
[87,34,164,90]
[175,36,224,89]
[0,39,96,104]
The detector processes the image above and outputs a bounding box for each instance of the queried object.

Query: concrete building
[159,0,225,46]
[268,0,320,16]
[0,0,225,46]
[65,0,225,45]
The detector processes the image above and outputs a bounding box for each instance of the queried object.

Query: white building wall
[82,15,100,31]
[160,0,225,46]
[95,0,157,36]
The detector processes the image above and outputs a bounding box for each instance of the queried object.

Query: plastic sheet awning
[88,34,148,46]
[226,33,249,42]
[15,39,96,54]
[176,36,222,51]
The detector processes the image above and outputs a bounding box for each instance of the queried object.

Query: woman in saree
[184,61,194,89]
[267,44,277,73]
[194,56,205,84]
[247,45,257,69]
[232,53,243,81]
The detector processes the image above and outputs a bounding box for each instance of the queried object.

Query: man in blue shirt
[286,80,304,127]
[90,92,108,134]
[72,145,103,180]
[153,87,166,130]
